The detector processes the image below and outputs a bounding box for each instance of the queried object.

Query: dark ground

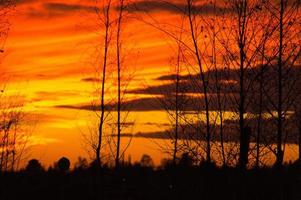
[1,163,301,200]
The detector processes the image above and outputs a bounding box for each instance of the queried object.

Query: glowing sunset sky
[1,0,299,167]
[1,0,187,166]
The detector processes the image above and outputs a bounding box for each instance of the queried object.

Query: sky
[0,0,186,167]
[0,0,299,168]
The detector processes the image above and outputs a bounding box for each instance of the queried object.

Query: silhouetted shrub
[74,157,88,170]
[160,158,173,169]
[179,153,193,167]
[140,154,154,168]
[25,159,44,173]
[57,157,70,172]
[2,161,301,200]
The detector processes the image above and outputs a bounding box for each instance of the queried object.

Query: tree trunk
[96,1,111,167]
[173,46,180,165]
[275,0,284,168]
[115,0,124,169]
[187,0,211,163]
[299,123,301,162]
[238,0,248,169]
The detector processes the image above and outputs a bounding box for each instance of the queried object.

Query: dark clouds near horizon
[43,3,95,13]
[56,64,301,112]
[121,0,231,15]
[119,116,299,143]
[30,0,230,16]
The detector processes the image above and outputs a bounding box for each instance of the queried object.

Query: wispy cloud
[55,97,164,111]
[122,1,230,15]
[22,2,96,18]
[54,94,237,112]
[81,77,101,83]
[28,135,60,145]
[43,3,95,13]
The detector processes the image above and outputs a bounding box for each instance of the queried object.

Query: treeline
[1,0,301,172]
[89,0,301,169]
[1,155,301,200]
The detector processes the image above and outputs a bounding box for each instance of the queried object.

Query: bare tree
[202,0,227,166]
[172,41,182,165]
[248,3,277,167]
[293,94,301,163]
[113,0,300,168]
[221,0,269,168]
[0,0,30,172]
[276,0,285,168]
[0,89,33,172]
[93,0,113,166]
[115,0,125,168]
[84,0,135,168]
[262,0,301,167]
[159,38,188,165]
[275,0,300,167]
[186,0,212,163]
[0,0,14,53]
[253,34,269,168]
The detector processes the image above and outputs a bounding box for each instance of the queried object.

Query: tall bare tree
[221,0,269,168]
[202,0,227,166]
[94,0,112,166]
[273,0,286,169]
[172,41,182,165]
[186,0,212,163]
[115,0,125,168]
[0,0,26,172]
[159,37,187,165]
[0,95,31,172]
[249,3,277,167]
[263,0,301,167]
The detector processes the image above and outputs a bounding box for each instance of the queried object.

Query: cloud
[129,67,242,95]
[119,117,299,144]
[15,0,36,5]
[122,128,230,142]
[55,97,164,111]
[122,1,230,15]
[32,91,79,102]
[54,94,237,112]
[81,77,101,83]
[119,122,239,141]
[135,64,301,96]
[127,80,237,95]
[55,65,301,112]
[43,3,95,13]
[28,135,60,146]
[23,2,96,18]
[155,68,238,81]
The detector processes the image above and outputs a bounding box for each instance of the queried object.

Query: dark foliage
[57,157,71,172]
[0,162,300,200]
[25,159,44,173]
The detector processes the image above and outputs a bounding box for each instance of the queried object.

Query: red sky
[0,0,184,167]
[1,0,299,167]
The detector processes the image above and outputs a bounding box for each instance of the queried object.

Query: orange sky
[0,0,184,167]
[1,0,299,168]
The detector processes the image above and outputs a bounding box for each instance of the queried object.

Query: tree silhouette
[140,154,154,168]
[25,159,44,173]
[57,157,70,172]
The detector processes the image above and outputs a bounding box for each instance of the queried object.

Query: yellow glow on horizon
[1,0,299,168]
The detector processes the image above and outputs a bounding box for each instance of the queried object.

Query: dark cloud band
[121,1,230,15]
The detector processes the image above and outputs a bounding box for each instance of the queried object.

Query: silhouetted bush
[178,153,193,167]
[74,157,88,170]
[25,159,44,173]
[1,159,301,200]
[139,154,154,168]
[57,157,70,172]
[160,158,173,169]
